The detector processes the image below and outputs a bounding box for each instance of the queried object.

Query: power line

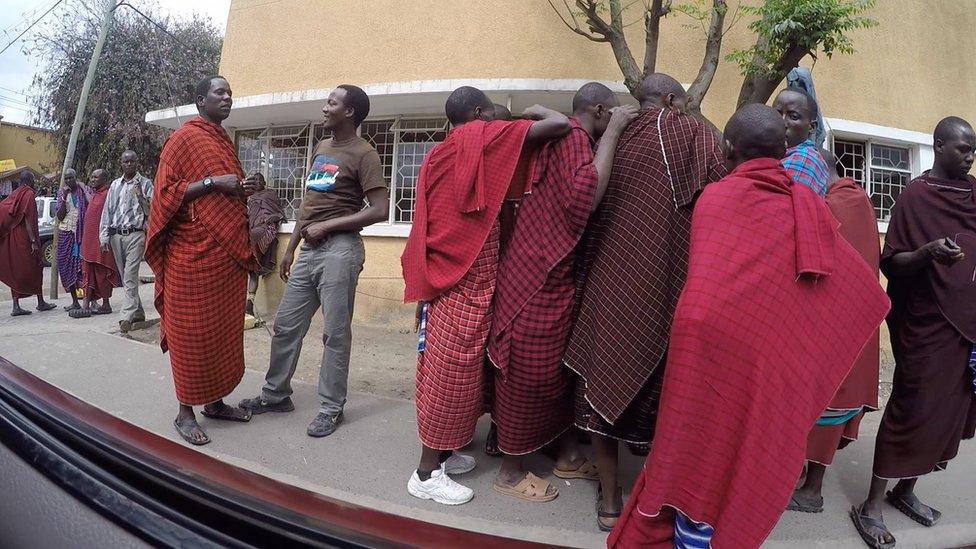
[1,0,61,35]
[0,0,65,56]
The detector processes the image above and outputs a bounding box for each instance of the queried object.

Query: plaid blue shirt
[782,139,828,197]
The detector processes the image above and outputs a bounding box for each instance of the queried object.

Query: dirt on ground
[127,315,419,401]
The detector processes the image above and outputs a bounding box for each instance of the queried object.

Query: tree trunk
[735,43,810,108]
[686,0,727,113]
[643,0,664,76]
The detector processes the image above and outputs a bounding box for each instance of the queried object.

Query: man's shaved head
[572,82,618,114]
[934,116,974,144]
[445,86,493,125]
[635,73,687,110]
[490,104,512,121]
[933,116,976,180]
[18,170,35,188]
[724,103,787,168]
[821,147,840,185]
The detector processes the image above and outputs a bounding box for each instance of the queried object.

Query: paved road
[0,301,973,548]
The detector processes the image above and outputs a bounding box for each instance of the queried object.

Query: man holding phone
[851,116,976,549]
[146,75,262,446]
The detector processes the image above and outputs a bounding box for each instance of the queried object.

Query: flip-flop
[68,308,92,319]
[10,309,31,317]
[201,404,252,423]
[64,304,81,311]
[174,418,210,446]
[492,472,558,502]
[849,504,896,549]
[36,303,56,312]
[92,307,113,315]
[596,487,622,532]
[553,458,600,481]
[786,491,824,513]
[886,490,941,527]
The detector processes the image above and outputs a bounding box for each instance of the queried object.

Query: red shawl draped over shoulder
[401,119,533,302]
[0,186,42,296]
[146,116,252,351]
[610,159,889,549]
[80,184,121,293]
[824,178,881,408]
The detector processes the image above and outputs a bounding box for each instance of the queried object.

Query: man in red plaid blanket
[609,103,888,549]
[486,82,638,502]
[401,86,570,505]
[563,73,727,530]
[146,76,261,446]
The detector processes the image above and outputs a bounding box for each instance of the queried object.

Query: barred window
[833,139,913,222]
[238,117,447,225]
[235,125,311,220]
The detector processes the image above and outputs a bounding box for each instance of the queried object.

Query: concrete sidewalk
[0,312,974,547]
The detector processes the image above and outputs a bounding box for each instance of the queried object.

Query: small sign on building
[0,159,16,171]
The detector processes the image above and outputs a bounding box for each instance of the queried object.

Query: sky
[0,0,231,125]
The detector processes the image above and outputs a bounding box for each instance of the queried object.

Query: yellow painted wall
[0,122,59,173]
[222,0,976,135]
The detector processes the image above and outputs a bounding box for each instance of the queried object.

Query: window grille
[833,139,913,222]
[238,117,448,225]
[235,125,310,220]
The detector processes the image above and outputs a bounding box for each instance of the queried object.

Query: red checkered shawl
[401,119,532,303]
[824,177,881,411]
[489,119,597,376]
[0,186,42,296]
[80,185,119,274]
[564,107,726,424]
[146,116,252,352]
[610,159,889,549]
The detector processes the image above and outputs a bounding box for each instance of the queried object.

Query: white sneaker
[442,451,476,475]
[407,468,474,505]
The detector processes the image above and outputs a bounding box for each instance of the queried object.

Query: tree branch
[736,42,811,108]
[686,0,727,113]
[643,0,663,76]
[547,0,609,42]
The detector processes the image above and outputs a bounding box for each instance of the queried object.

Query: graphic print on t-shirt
[306,154,341,193]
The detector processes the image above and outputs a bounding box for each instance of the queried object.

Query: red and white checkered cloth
[402,119,533,303]
[146,116,254,405]
[564,107,726,425]
[609,158,889,549]
[416,226,500,450]
[487,120,597,454]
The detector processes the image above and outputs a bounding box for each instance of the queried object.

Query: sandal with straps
[492,472,558,502]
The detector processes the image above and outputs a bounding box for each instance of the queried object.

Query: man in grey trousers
[239,84,389,437]
[99,150,152,335]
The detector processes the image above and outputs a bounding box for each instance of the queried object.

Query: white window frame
[824,118,932,234]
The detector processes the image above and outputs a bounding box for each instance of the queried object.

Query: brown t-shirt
[296,135,387,232]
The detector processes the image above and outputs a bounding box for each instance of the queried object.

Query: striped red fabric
[401,119,532,303]
[416,226,499,450]
[610,159,889,549]
[487,120,597,454]
[564,107,726,426]
[146,116,254,405]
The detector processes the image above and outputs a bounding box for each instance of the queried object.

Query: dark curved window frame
[0,358,555,548]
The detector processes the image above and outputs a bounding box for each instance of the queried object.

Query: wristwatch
[202,177,214,191]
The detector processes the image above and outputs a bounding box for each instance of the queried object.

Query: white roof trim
[145,78,633,126]
[824,117,931,146]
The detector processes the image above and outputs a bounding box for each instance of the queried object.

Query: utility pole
[49,0,117,299]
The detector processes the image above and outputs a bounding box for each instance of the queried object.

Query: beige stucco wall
[254,235,413,326]
[0,122,59,172]
[222,0,976,134]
